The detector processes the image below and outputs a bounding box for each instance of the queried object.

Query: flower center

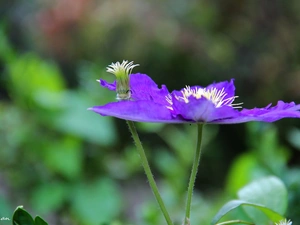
[166,86,242,109]
[106,60,139,100]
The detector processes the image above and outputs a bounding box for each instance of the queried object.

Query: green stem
[216,220,254,225]
[126,121,173,225]
[184,123,204,225]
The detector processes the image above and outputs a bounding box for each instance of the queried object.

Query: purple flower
[89,61,300,124]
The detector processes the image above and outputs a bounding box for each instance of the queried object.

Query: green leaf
[12,206,35,225]
[53,91,116,145]
[237,176,288,224]
[246,123,289,176]
[0,23,15,62]
[43,137,82,180]
[287,127,300,149]
[211,200,284,225]
[34,216,48,225]
[225,153,269,195]
[71,178,123,225]
[256,127,289,176]
[7,53,65,109]
[31,181,68,214]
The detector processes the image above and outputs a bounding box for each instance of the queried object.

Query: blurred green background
[1,0,300,224]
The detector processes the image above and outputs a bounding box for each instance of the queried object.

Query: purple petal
[99,73,170,105]
[99,79,116,91]
[129,73,170,104]
[210,115,256,124]
[89,100,178,123]
[215,101,300,124]
[240,101,300,122]
[171,97,240,122]
[206,79,236,99]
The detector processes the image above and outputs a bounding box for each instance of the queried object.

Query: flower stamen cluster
[166,86,243,110]
[106,60,139,100]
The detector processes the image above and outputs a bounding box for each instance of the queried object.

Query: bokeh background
[1,0,300,224]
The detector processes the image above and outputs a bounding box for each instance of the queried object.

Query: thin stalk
[126,120,173,225]
[216,220,254,225]
[184,123,204,225]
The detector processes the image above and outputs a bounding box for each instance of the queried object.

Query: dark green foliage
[13,206,48,225]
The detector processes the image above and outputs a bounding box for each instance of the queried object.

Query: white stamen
[167,85,243,109]
[106,60,139,76]
[276,219,292,225]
